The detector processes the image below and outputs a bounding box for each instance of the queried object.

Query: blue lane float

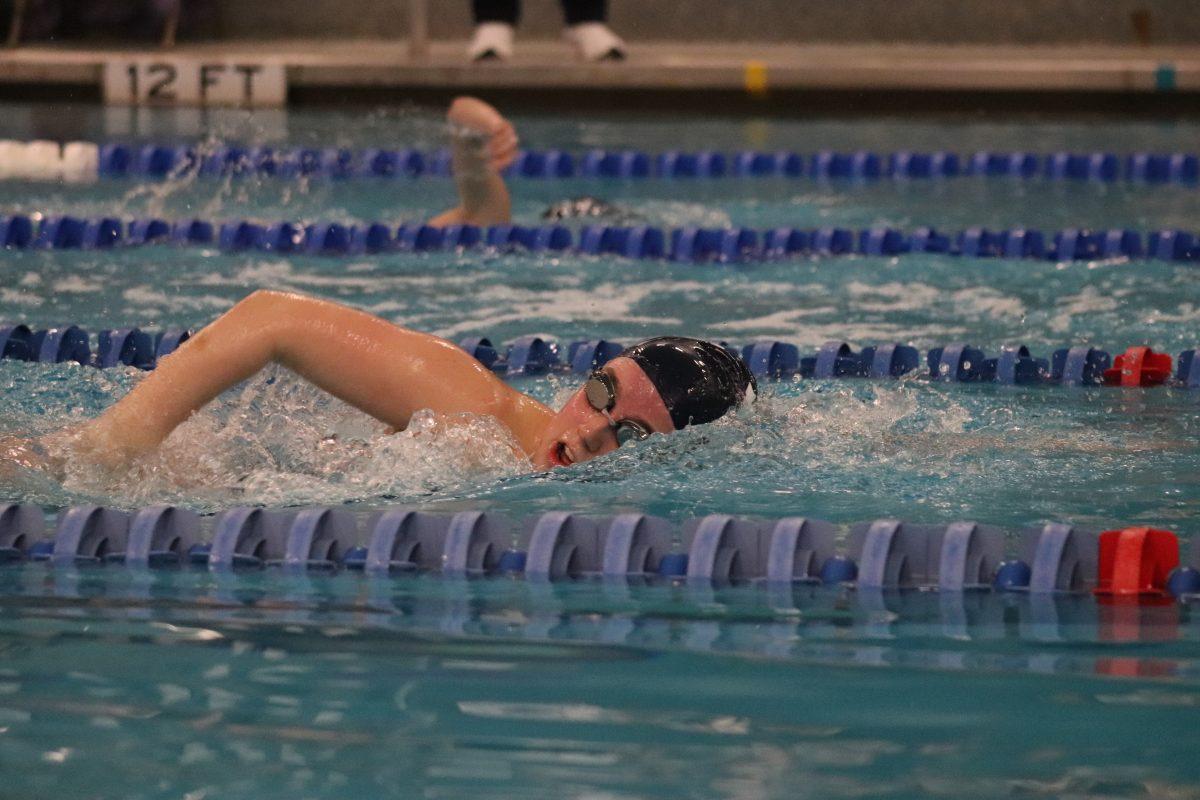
[358,509,509,574]
[0,324,192,369]
[2,212,1198,264]
[683,515,837,583]
[50,505,132,565]
[993,523,1100,593]
[798,341,920,379]
[0,504,44,562]
[850,520,1004,590]
[5,503,1195,604]
[8,324,1200,394]
[31,325,91,365]
[15,142,1200,185]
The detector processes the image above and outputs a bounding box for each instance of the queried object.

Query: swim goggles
[584,370,652,446]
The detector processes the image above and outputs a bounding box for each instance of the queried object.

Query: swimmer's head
[620,337,757,429]
[534,336,756,469]
[541,196,614,220]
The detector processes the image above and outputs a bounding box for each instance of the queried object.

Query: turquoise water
[1,570,1198,799]
[2,102,1200,798]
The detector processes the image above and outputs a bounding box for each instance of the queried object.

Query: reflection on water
[0,568,1198,798]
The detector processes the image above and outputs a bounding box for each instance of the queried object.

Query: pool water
[1,102,1199,798]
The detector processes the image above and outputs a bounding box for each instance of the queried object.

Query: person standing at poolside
[468,0,626,62]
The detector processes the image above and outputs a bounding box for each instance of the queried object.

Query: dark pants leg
[472,0,520,25]
[561,0,606,25]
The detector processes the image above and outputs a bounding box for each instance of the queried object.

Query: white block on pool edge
[22,140,64,181]
[0,140,21,180]
[61,142,99,184]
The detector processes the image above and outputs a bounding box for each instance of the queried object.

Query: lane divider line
[2,215,1197,263]
[1,140,1198,183]
[2,503,1196,601]
[4,323,1199,389]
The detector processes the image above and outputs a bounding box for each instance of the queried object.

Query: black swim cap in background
[541,196,617,220]
[542,196,639,222]
[620,337,756,430]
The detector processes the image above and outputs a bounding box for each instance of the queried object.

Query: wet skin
[531,357,675,470]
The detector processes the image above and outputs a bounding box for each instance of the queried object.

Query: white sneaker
[564,22,626,62]
[468,22,515,62]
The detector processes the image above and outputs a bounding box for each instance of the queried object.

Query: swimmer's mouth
[550,441,573,468]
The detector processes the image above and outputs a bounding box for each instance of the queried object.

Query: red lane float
[1102,346,1173,387]
[1094,527,1179,597]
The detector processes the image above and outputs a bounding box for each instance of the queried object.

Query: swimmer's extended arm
[74,291,552,466]
[427,97,515,228]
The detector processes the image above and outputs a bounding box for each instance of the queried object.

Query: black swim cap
[541,196,631,221]
[621,337,756,430]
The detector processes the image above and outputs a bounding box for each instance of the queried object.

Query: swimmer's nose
[578,413,613,453]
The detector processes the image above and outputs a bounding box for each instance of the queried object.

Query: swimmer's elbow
[241,288,297,311]
[447,96,474,122]
[221,289,312,364]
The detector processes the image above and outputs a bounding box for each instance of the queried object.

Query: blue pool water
[2,103,1199,798]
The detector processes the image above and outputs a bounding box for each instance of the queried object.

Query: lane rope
[1,503,1196,601]
[0,139,1197,184]
[2,214,1197,263]
[3,322,1198,388]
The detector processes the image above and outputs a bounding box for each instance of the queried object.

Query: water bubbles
[39,367,525,511]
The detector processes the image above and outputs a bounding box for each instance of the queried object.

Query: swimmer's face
[534,357,674,470]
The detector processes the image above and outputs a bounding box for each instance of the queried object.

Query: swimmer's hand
[447,96,518,172]
[0,435,64,480]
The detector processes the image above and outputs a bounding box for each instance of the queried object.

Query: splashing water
[3,358,1199,529]
[6,365,525,512]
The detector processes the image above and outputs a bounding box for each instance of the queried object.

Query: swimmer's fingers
[489,122,519,171]
[0,435,62,478]
[447,96,505,135]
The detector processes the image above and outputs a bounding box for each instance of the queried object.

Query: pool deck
[2,40,1197,104]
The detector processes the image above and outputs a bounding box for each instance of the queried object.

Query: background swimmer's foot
[468,23,514,62]
[564,23,627,62]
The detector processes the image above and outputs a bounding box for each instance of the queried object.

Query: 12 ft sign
[103,59,286,107]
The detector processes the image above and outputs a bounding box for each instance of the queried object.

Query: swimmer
[54,291,754,473]
[426,96,518,228]
[427,96,632,228]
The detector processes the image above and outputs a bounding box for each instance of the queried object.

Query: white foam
[55,276,104,294]
[713,307,837,333]
[951,286,1025,320]
[845,281,1025,320]
[1146,303,1200,324]
[121,287,233,312]
[432,281,689,337]
[48,368,526,510]
[1047,286,1119,333]
[0,289,43,307]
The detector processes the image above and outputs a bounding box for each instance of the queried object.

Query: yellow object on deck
[743,60,768,96]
